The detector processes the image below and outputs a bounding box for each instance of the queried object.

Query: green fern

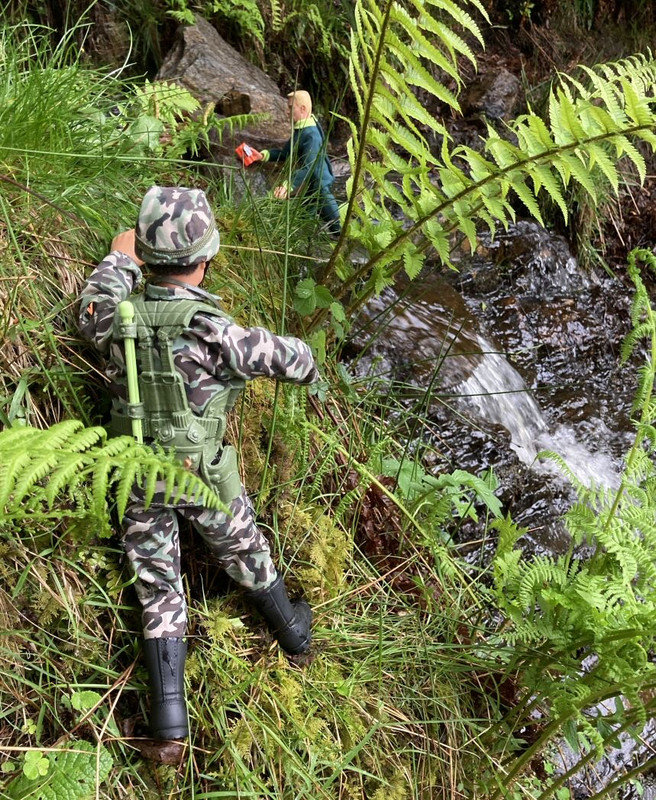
[0,420,224,531]
[206,0,265,44]
[488,249,656,796]
[320,0,656,317]
[269,0,283,31]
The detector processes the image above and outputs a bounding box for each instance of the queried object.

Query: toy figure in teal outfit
[77,186,317,743]
[252,90,341,235]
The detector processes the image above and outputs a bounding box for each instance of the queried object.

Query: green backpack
[111,296,243,504]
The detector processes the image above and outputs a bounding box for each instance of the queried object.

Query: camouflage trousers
[122,483,277,639]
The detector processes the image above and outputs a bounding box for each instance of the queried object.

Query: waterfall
[456,335,620,489]
[353,275,621,492]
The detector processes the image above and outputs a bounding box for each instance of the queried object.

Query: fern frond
[0,421,224,527]
[0,450,31,508]
[143,459,161,510]
[12,452,61,504]
[66,425,106,452]
[45,452,93,507]
[269,0,283,31]
[327,23,656,305]
[114,458,139,520]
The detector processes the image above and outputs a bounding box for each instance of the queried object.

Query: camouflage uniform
[78,188,319,640]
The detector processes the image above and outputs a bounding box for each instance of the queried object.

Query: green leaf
[612,134,646,182]
[293,293,316,317]
[403,245,424,279]
[294,278,334,315]
[330,301,346,323]
[124,115,164,154]
[309,329,326,366]
[71,690,102,712]
[620,78,653,127]
[559,93,588,142]
[7,742,113,799]
[529,164,568,220]
[381,456,427,499]
[314,285,335,309]
[486,135,521,169]
[294,277,317,299]
[559,151,598,198]
[22,751,50,780]
[115,459,138,520]
[510,176,544,225]
[563,718,581,753]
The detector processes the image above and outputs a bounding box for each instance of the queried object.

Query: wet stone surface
[348,220,641,555]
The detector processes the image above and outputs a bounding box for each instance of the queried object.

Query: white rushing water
[457,336,621,489]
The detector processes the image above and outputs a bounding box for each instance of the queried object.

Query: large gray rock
[156,15,290,150]
[461,67,522,121]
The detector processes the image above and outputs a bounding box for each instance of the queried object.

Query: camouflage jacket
[78,251,320,416]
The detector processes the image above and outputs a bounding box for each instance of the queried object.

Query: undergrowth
[1,8,656,800]
[0,19,501,799]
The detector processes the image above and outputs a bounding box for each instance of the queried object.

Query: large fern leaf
[0,421,225,528]
[323,1,656,312]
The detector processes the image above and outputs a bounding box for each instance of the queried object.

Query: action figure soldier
[243,90,341,235]
[78,185,318,740]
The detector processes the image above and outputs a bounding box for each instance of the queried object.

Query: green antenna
[118,300,143,444]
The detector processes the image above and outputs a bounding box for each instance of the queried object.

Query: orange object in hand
[235,142,262,166]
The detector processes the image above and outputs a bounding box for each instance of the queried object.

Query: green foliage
[488,248,656,797]
[381,456,502,524]
[183,577,489,800]
[317,0,656,324]
[210,0,266,43]
[270,0,351,60]
[114,78,265,160]
[5,7,656,800]
[165,0,265,43]
[133,78,201,125]
[22,750,50,780]
[5,741,113,799]
[0,420,224,531]
[293,277,348,348]
[569,0,596,29]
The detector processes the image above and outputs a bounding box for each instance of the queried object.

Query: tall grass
[2,12,656,800]
[0,18,504,800]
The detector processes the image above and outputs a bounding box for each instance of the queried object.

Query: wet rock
[461,67,523,121]
[347,213,636,554]
[471,220,595,299]
[157,15,290,151]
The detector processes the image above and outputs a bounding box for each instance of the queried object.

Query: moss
[276,501,351,599]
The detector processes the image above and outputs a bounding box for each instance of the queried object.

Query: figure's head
[287,90,312,123]
[134,186,220,276]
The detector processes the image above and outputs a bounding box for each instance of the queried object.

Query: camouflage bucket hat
[135,186,220,267]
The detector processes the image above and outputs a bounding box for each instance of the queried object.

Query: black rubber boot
[246,575,312,654]
[142,637,189,740]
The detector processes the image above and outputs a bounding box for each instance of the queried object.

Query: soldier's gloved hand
[273,183,290,200]
[111,229,144,267]
[308,378,330,402]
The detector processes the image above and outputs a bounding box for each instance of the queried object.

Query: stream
[345,219,652,797]
[349,220,636,557]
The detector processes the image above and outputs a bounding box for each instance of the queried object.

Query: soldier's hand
[111,229,144,266]
[273,184,289,200]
